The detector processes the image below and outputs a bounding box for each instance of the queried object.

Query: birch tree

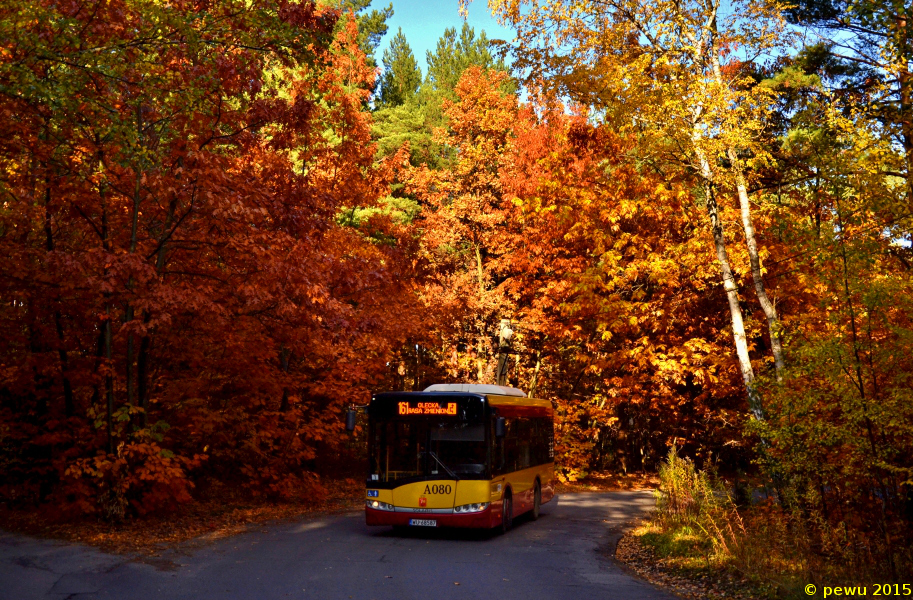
[481,0,790,412]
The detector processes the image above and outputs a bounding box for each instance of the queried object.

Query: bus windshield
[373,420,487,482]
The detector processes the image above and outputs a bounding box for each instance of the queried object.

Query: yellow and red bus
[350,384,556,532]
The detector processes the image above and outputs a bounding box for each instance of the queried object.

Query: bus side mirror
[345,408,357,432]
[495,417,506,438]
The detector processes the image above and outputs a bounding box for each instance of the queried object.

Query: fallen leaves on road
[0,479,364,556]
[556,472,659,494]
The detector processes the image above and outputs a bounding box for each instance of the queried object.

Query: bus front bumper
[365,506,494,528]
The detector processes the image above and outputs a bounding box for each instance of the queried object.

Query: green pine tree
[423,22,507,98]
[372,104,431,163]
[420,23,511,126]
[377,28,422,107]
[372,23,516,174]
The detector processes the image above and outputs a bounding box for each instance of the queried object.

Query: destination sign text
[398,402,458,416]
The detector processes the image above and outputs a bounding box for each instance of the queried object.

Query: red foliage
[0,1,425,516]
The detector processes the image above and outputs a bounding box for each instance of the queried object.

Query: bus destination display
[397,402,458,416]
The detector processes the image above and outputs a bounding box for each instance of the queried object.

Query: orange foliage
[408,67,520,383]
[408,69,752,478]
[0,1,426,516]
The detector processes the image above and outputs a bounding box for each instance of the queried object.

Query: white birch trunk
[692,136,765,419]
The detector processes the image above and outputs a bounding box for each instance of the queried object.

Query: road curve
[0,490,675,600]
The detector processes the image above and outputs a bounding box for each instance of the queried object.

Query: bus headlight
[366,500,395,511]
[453,502,489,514]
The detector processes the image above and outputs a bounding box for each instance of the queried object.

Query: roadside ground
[0,472,658,556]
[556,472,659,494]
[615,521,779,600]
[0,479,363,556]
[1,472,771,599]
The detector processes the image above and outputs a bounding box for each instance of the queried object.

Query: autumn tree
[366,26,515,388]
[322,0,393,70]
[0,0,426,516]
[418,23,511,145]
[480,0,792,417]
[489,103,754,476]
[786,0,913,203]
[749,47,913,574]
[371,24,509,172]
[371,29,432,172]
[409,67,519,383]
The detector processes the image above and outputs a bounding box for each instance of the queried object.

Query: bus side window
[529,418,541,466]
[493,418,505,475]
[533,417,551,465]
[496,418,517,474]
[517,418,531,469]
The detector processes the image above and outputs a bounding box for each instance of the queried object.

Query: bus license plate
[409,519,437,527]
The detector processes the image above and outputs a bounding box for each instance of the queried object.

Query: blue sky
[367,0,516,76]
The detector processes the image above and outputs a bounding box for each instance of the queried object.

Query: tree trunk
[896,11,913,208]
[43,183,75,416]
[137,194,176,425]
[54,313,74,417]
[707,45,786,380]
[692,139,763,418]
[415,343,423,390]
[835,197,897,577]
[124,102,145,410]
[90,323,105,408]
[105,310,115,454]
[727,148,786,379]
[279,347,291,412]
[137,333,152,426]
[26,299,47,417]
[100,182,115,453]
[529,351,541,398]
[476,335,485,383]
[474,242,485,299]
[703,180,761,416]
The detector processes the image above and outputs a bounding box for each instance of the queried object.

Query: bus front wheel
[500,491,513,533]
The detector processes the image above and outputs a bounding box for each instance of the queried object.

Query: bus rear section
[360,384,556,531]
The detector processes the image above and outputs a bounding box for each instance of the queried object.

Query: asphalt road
[0,490,676,600]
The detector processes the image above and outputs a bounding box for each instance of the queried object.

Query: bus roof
[485,394,553,412]
[423,383,526,397]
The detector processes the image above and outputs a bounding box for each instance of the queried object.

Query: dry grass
[619,449,913,599]
[621,507,910,599]
[617,522,772,600]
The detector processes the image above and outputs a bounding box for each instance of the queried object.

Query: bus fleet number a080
[424,484,451,494]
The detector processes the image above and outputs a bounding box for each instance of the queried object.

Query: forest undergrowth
[620,449,913,599]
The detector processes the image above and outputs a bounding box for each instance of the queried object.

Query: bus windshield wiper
[424,451,460,481]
